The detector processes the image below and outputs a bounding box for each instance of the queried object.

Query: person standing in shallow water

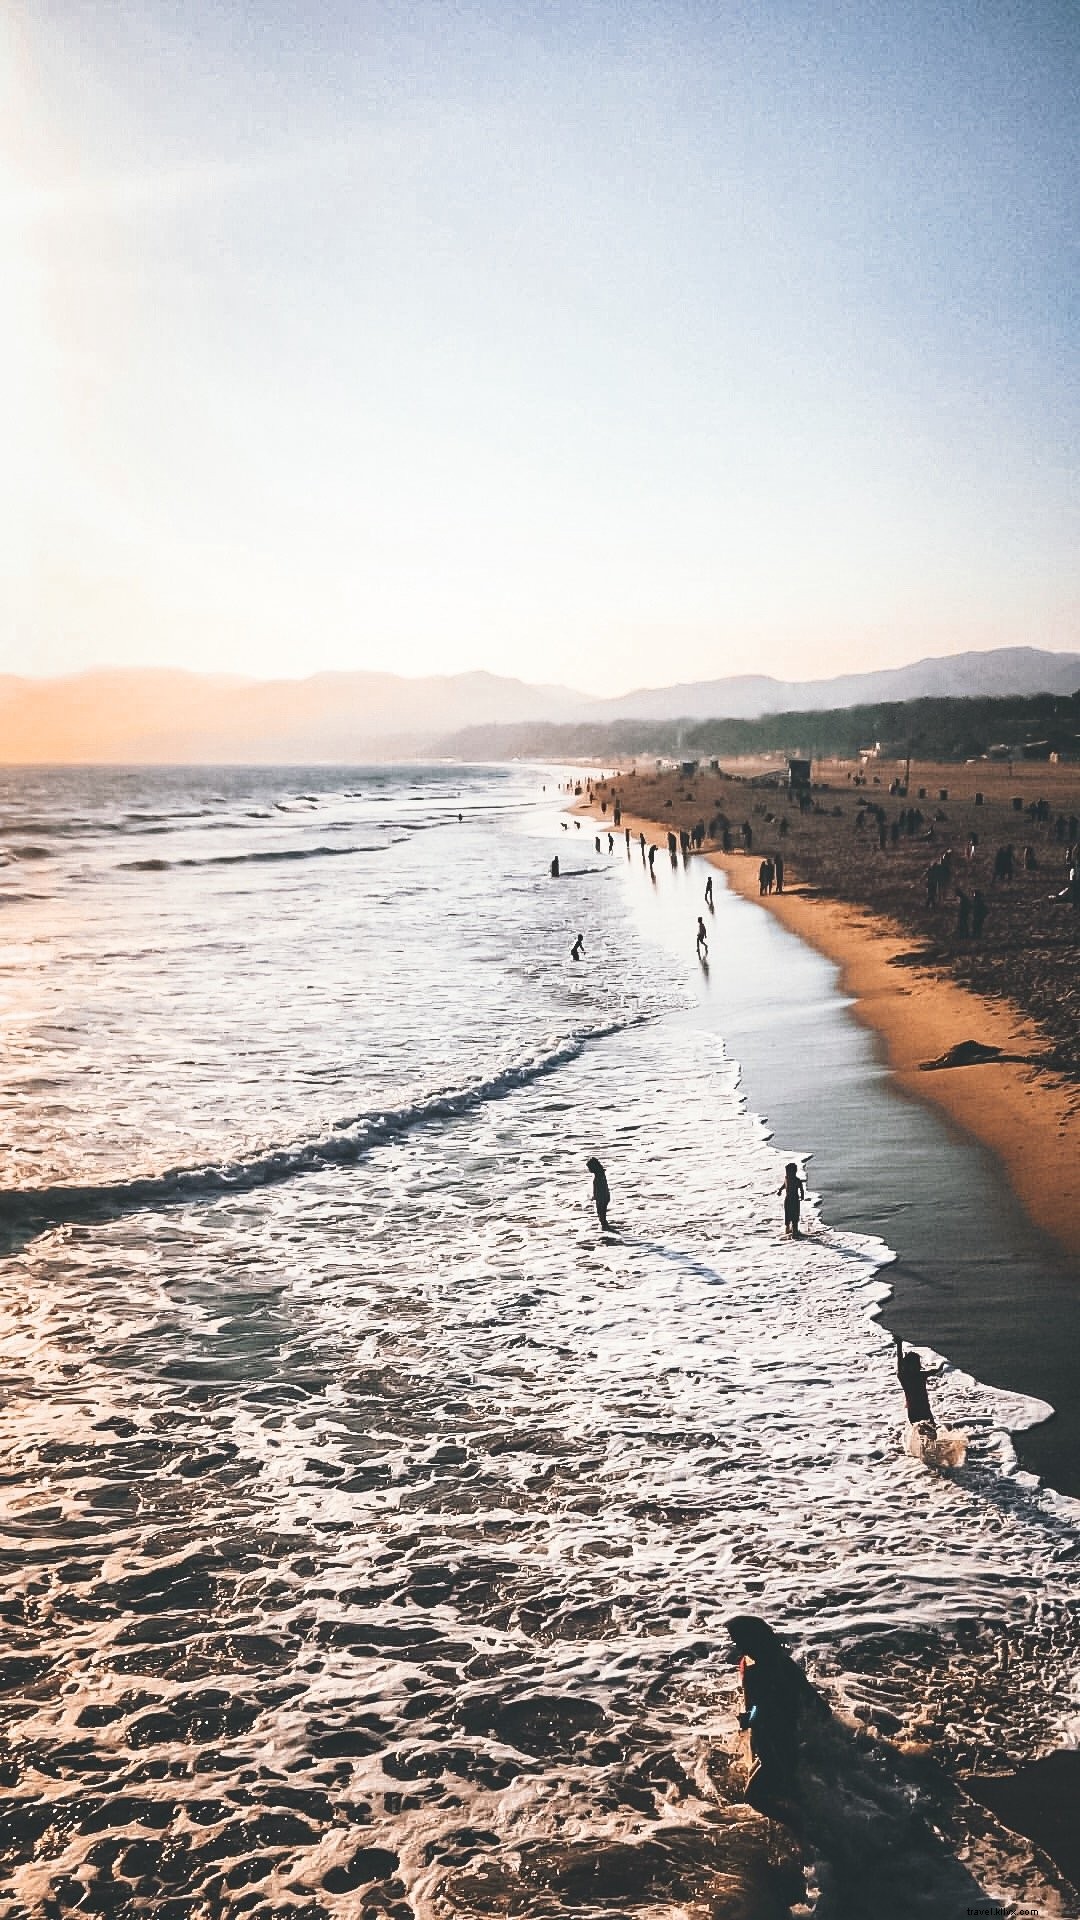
[586,1157,611,1231]
[704,874,714,908]
[894,1334,943,1430]
[570,933,585,961]
[696,916,708,958]
[727,1615,829,1813]
[779,1162,805,1237]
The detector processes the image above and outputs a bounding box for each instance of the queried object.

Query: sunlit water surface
[0,766,1077,1918]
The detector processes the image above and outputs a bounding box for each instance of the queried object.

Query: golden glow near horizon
[3,5,1078,698]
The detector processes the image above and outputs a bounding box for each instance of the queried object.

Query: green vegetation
[441,690,1080,764]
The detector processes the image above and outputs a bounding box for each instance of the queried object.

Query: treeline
[440,690,1080,765]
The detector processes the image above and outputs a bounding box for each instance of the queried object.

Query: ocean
[1,763,1077,1918]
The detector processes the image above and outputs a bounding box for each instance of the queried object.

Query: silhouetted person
[971,889,988,939]
[595,835,602,853]
[727,1615,828,1813]
[607,833,614,853]
[894,1334,943,1430]
[773,854,784,893]
[570,933,585,960]
[696,916,708,957]
[648,844,657,872]
[586,1157,610,1231]
[550,856,560,877]
[779,1162,805,1237]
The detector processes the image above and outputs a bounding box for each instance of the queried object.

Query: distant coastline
[2,648,1077,762]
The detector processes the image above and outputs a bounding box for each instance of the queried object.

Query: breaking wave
[0,1017,650,1229]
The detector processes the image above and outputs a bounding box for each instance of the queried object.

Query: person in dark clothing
[570,933,585,960]
[727,1615,828,1812]
[704,874,714,909]
[696,916,708,957]
[779,1162,805,1237]
[773,854,784,893]
[550,856,560,877]
[586,1157,610,1231]
[894,1335,943,1429]
[971,890,988,939]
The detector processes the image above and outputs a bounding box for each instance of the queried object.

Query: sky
[2,1,1078,697]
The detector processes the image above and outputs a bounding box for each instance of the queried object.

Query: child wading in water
[779,1163,805,1238]
[586,1157,611,1232]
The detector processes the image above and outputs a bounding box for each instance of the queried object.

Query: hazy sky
[4,1,1078,695]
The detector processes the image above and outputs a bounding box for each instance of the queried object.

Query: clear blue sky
[4,0,1078,693]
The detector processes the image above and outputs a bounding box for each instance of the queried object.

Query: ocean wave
[119,843,385,872]
[0,1017,649,1229]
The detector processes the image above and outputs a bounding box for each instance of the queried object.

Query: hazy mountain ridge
[1,649,1077,761]
[587,649,1080,721]
[0,666,586,763]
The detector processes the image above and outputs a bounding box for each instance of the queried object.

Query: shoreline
[575,792,1080,1899]
[585,799,1078,1270]
[708,848,1080,1267]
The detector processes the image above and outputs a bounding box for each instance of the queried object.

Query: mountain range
[2,648,1078,762]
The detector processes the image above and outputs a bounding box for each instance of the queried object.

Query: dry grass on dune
[588,758,1080,1079]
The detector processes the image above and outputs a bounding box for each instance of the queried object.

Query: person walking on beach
[586,1157,611,1232]
[696,916,708,958]
[773,854,784,894]
[570,933,585,961]
[894,1334,943,1431]
[648,844,657,873]
[704,874,714,909]
[779,1163,805,1237]
[607,832,614,853]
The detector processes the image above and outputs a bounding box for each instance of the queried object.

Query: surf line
[0,1016,653,1235]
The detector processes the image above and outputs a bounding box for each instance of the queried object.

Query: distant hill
[0,667,587,763]
[586,649,1080,722]
[1,648,1077,761]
